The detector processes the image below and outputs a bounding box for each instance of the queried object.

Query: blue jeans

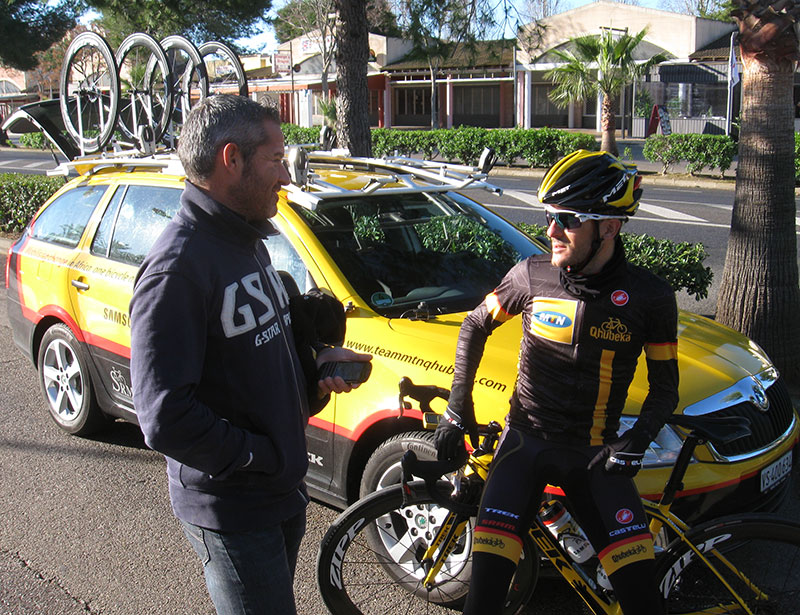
[181,512,306,615]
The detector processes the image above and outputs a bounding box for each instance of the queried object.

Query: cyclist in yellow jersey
[435,150,678,614]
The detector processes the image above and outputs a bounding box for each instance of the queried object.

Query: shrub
[516,222,713,301]
[0,173,67,233]
[436,125,489,165]
[643,133,736,177]
[19,132,49,149]
[282,124,321,146]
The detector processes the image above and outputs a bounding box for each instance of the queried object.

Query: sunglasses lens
[546,211,582,230]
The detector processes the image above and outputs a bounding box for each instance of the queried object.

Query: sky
[237,0,669,54]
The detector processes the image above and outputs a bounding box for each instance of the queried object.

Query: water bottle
[596,562,614,591]
[540,500,595,564]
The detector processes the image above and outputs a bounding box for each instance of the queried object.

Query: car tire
[360,431,438,498]
[37,324,105,436]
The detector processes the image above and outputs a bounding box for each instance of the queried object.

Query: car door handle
[71,279,90,291]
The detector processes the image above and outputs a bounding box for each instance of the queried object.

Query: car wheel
[37,324,105,436]
[360,431,438,498]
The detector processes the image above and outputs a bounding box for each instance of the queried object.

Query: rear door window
[93,185,182,266]
[30,184,108,247]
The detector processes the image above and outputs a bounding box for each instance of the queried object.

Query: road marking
[503,189,542,208]
[0,160,17,167]
[25,161,54,168]
[637,202,705,222]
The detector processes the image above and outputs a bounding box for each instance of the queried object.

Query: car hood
[387,309,773,414]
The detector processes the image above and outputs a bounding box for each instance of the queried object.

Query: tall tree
[334,0,371,156]
[0,0,81,70]
[545,28,668,155]
[87,0,274,48]
[391,0,495,129]
[522,0,564,20]
[273,0,398,43]
[273,0,337,99]
[28,26,89,99]
[662,0,731,20]
[715,1,800,387]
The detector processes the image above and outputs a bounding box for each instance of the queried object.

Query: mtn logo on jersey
[530,298,578,344]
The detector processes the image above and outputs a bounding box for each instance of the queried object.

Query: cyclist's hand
[434,406,477,461]
[588,428,650,477]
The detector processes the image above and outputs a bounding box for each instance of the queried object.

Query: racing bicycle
[316,379,800,614]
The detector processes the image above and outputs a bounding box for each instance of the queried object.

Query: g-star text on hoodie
[220,264,291,341]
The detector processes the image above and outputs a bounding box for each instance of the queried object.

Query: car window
[90,185,126,258]
[293,191,544,316]
[104,185,182,266]
[30,184,108,248]
[264,232,313,294]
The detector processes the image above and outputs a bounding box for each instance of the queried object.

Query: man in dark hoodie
[130,94,370,615]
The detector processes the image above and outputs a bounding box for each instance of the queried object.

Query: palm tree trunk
[334,0,371,156]
[716,55,800,385]
[600,94,617,155]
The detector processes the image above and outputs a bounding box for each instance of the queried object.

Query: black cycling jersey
[454,241,677,615]
[450,243,679,445]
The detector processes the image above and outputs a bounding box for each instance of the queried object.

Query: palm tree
[545,28,667,155]
[715,1,800,388]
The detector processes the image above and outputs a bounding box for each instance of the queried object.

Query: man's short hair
[178,94,282,183]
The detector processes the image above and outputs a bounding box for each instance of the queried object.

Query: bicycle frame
[403,386,765,615]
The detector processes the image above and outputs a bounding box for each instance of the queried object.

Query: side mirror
[320,125,334,151]
[287,146,309,186]
[478,147,497,174]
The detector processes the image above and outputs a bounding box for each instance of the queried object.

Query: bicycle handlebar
[401,449,479,516]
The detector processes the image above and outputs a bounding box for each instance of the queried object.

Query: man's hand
[587,428,651,477]
[434,406,478,462]
[315,346,372,397]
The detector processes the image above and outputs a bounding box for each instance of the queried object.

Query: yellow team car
[4,141,797,525]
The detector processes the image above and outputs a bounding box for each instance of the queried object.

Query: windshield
[293,190,544,317]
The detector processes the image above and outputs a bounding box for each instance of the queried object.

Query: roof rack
[47,149,184,177]
[284,147,503,210]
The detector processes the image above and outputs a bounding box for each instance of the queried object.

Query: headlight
[618,417,686,468]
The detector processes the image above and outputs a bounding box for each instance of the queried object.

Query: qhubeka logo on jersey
[530,298,578,344]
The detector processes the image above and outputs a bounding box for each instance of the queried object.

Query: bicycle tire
[59,31,120,154]
[115,32,173,145]
[317,481,537,615]
[156,35,209,142]
[655,514,800,614]
[198,41,248,97]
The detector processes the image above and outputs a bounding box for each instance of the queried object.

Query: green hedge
[283,124,598,168]
[517,222,713,301]
[643,134,736,178]
[0,173,66,233]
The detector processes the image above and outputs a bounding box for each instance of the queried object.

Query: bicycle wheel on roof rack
[152,35,209,147]
[199,41,248,97]
[115,32,173,147]
[59,31,120,154]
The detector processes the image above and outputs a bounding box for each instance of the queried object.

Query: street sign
[273,51,291,73]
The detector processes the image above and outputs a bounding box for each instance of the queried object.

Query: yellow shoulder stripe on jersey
[644,342,678,362]
[484,292,514,323]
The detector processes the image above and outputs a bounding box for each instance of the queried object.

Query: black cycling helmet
[538,149,642,216]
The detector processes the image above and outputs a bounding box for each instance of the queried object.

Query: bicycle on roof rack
[316,378,800,614]
[58,31,246,156]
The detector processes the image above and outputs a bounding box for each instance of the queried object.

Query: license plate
[760,450,793,492]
